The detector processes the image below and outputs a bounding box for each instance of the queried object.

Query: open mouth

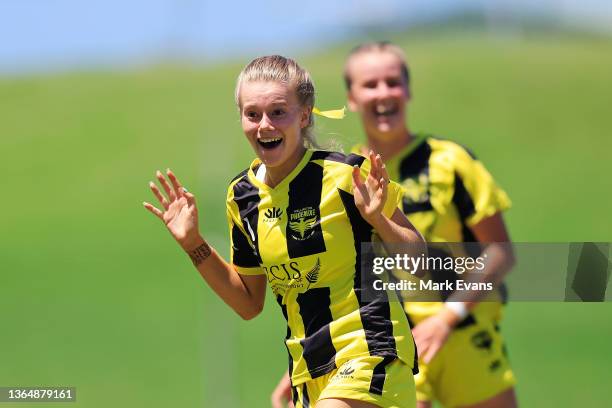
[373,103,399,118]
[258,137,283,150]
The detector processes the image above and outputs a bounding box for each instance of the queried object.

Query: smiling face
[346,51,410,142]
[239,80,310,179]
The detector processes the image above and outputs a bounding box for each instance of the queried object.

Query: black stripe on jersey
[452,171,476,221]
[398,138,432,179]
[368,356,394,395]
[403,200,433,214]
[311,150,366,167]
[231,223,260,267]
[232,175,262,264]
[338,189,399,359]
[296,287,337,378]
[399,139,434,215]
[277,295,294,380]
[292,386,299,407]
[286,161,326,258]
[302,383,310,407]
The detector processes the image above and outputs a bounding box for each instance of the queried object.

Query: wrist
[179,233,205,252]
[366,212,387,229]
[441,302,468,327]
[185,238,213,266]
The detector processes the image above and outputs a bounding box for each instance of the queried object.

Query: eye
[245,110,259,119]
[271,109,285,117]
[364,80,377,89]
[386,78,401,88]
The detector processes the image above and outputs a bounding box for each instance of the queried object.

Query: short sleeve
[226,188,264,276]
[452,148,511,227]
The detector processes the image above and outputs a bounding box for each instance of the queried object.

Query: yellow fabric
[226,150,416,386]
[293,356,416,408]
[352,135,514,404]
[414,316,515,407]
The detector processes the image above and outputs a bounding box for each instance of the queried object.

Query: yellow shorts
[292,356,416,408]
[415,315,516,407]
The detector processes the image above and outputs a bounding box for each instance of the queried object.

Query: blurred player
[145,55,424,408]
[272,43,518,408]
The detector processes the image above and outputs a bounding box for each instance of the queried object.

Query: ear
[300,106,311,128]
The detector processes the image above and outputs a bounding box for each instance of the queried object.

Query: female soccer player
[144,55,424,408]
[272,43,518,408]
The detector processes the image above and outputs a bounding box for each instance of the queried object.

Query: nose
[259,113,274,131]
[377,82,392,98]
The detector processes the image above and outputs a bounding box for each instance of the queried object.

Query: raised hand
[352,150,390,225]
[143,169,202,250]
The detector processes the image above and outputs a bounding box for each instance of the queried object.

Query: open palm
[352,151,390,224]
[143,169,200,249]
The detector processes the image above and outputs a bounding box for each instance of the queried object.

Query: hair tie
[312,106,346,120]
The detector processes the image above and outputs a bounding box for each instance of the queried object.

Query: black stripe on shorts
[369,356,394,395]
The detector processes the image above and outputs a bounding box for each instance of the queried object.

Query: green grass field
[1,29,611,407]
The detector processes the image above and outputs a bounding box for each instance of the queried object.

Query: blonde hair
[235,55,320,149]
[343,41,410,90]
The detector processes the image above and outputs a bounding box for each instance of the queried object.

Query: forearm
[185,237,265,320]
[369,212,423,246]
[442,242,515,326]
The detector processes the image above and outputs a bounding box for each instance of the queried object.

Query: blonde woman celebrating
[144,55,424,408]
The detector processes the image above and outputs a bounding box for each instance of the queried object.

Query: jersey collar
[247,149,314,191]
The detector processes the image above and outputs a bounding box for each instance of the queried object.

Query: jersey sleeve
[451,146,511,227]
[226,187,264,276]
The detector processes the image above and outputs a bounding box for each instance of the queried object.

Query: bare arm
[413,212,514,362]
[143,169,266,320]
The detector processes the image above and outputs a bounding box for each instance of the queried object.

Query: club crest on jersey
[402,172,430,204]
[288,206,319,241]
[264,207,283,222]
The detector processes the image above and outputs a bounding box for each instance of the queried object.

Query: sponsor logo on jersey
[266,258,321,295]
[288,206,319,240]
[264,207,283,222]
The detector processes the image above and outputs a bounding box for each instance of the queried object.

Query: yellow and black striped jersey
[226,149,417,385]
[352,135,511,322]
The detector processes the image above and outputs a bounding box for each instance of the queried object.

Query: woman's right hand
[143,169,202,251]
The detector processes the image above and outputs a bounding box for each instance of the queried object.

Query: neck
[264,145,307,188]
[364,128,413,162]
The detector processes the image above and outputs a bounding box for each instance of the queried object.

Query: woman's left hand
[412,309,457,364]
[352,150,390,225]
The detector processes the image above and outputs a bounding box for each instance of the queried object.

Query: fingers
[368,150,380,181]
[143,201,164,220]
[156,170,176,201]
[352,164,363,188]
[422,342,440,364]
[183,190,197,209]
[166,168,184,199]
[380,162,390,184]
[149,181,169,210]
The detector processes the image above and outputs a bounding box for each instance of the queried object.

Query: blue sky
[1,0,610,74]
